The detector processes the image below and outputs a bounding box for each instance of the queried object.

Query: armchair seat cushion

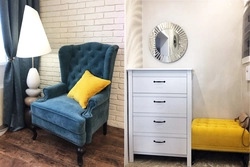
[31,95,87,146]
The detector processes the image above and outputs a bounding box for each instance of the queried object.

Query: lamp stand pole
[32,57,34,68]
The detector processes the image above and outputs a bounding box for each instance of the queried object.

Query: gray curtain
[0,0,40,131]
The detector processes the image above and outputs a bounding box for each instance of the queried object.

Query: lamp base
[26,88,40,97]
[26,67,41,97]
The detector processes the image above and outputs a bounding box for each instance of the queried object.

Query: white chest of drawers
[127,69,192,167]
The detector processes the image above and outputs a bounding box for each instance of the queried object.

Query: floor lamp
[16,5,51,128]
[16,5,51,97]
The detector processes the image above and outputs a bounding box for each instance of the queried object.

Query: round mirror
[149,22,188,63]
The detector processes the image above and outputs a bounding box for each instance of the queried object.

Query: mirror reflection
[149,22,188,63]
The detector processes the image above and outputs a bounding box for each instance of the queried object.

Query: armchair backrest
[58,42,119,92]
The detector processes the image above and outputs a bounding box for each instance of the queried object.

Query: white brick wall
[39,0,124,129]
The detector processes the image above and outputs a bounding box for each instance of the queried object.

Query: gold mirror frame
[149,22,188,63]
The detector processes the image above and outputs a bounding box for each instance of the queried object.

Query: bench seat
[192,118,250,167]
[192,118,249,153]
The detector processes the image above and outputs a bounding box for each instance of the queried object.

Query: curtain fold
[0,0,40,131]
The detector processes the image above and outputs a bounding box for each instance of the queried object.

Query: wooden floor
[0,126,124,167]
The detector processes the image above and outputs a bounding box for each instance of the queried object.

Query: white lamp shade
[16,5,51,58]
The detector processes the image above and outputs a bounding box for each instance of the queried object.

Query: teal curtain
[0,1,40,131]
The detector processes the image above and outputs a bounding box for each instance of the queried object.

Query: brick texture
[39,0,124,129]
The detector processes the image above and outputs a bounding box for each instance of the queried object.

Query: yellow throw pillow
[67,70,111,108]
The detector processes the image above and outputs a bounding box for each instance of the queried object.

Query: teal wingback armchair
[30,42,119,166]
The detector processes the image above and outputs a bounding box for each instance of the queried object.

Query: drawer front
[134,136,186,155]
[132,76,187,93]
[133,117,186,134]
[133,96,187,114]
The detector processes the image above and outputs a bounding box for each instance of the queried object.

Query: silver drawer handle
[153,80,166,83]
[153,100,166,103]
[153,120,166,123]
[153,140,165,143]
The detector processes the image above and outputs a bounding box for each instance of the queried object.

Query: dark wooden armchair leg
[103,122,107,135]
[31,125,37,140]
[77,147,86,167]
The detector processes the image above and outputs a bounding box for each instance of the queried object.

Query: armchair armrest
[36,83,68,102]
[82,89,110,118]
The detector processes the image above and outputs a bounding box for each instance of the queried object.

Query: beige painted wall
[39,0,124,129]
[126,0,245,119]
[125,0,142,68]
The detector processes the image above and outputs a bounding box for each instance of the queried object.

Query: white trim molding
[242,56,250,64]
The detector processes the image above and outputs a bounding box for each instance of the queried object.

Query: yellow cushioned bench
[192,118,250,166]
